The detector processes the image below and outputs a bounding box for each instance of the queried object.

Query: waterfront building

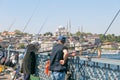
[101,42,119,49]
[86,34,100,45]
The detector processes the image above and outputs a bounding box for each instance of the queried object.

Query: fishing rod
[88,9,120,59]
[22,8,37,33]
[21,1,40,45]
[37,17,48,34]
[7,19,16,32]
[103,9,120,36]
[33,17,48,42]
[12,3,40,79]
[71,10,120,77]
[22,1,40,33]
[7,19,16,45]
[2,19,16,74]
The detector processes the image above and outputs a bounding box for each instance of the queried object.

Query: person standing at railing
[49,36,69,80]
[45,59,50,76]
[19,53,24,73]
[22,44,36,80]
[45,51,76,78]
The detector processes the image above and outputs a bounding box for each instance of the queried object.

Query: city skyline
[0,0,120,35]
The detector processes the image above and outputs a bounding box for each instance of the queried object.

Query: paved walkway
[0,67,23,80]
[0,73,11,80]
[0,71,23,80]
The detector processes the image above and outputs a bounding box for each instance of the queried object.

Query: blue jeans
[51,71,66,80]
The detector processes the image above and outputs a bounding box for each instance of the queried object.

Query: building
[101,42,119,49]
[86,34,100,45]
[54,25,69,36]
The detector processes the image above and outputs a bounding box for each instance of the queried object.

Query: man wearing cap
[49,36,69,80]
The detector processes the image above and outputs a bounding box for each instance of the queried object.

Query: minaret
[81,26,83,34]
[68,19,71,36]
[66,21,69,36]
[80,26,83,42]
[78,26,80,32]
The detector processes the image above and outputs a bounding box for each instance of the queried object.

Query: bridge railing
[68,56,120,80]
[36,53,120,80]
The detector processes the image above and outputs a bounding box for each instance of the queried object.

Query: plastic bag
[30,74,40,80]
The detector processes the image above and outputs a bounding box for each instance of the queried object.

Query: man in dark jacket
[49,36,69,80]
[22,44,38,80]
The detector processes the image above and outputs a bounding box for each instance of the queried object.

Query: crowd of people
[0,51,19,68]
[0,35,101,80]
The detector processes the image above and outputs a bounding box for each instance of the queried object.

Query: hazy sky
[0,0,120,35]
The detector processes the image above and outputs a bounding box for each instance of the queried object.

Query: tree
[75,31,81,37]
[86,32,92,35]
[44,32,53,36]
[18,43,25,49]
[99,34,106,42]
[99,34,120,43]
[14,29,23,35]
[117,36,120,42]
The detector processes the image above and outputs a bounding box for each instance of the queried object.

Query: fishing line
[22,0,40,45]
[89,9,120,59]
[78,9,120,79]
[22,0,40,33]
[37,17,48,34]
[8,19,16,32]
[103,9,120,36]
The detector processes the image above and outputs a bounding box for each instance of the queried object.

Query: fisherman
[10,52,16,67]
[45,59,50,76]
[22,43,38,80]
[0,50,6,65]
[19,53,24,73]
[49,35,69,80]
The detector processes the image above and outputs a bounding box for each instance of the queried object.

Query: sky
[0,0,120,35]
